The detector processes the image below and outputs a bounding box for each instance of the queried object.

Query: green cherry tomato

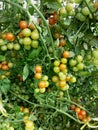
[23,37,32,45]
[66,3,74,12]
[0,39,4,46]
[92,50,98,59]
[31,30,39,40]
[76,13,86,22]
[76,55,83,62]
[82,7,90,16]
[13,43,21,50]
[69,59,77,66]
[31,40,39,48]
[7,43,14,50]
[1,45,7,51]
[22,28,31,37]
[77,63,84,70]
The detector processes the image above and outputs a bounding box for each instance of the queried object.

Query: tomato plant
[0,0,98,130]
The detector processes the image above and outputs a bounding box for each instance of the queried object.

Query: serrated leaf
[23,64,29,81]
[46,1,61,10]
[0,78,10,94]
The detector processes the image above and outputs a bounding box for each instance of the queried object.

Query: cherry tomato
[66,3,74,12]
[35,65,42,73]
[82,7,90,16]
[79,110,86,118]
[13,43,21,50]
[69,59,77,66]
[52,76,59,82]
[54,60,60,66]
[1,45,7,51]
[76,55,83,62]
[5,32,15,41]
[70,76,76,83]
[59,64,67,71]
[0,39,4,46]
[23,37,32,45]
[75,107,81,113]
[59,39,66,47]
[61,58,67,64]
[19,20,28,29]
[70,104,75,110]
[31,30,39,40]
[76,13,86,22]
[53,66,60,73]
[62,51,70,58]
[29,23,35,30]
[34,73,42,79]
[39,88,46,93]
[38,81,46,88]
[49,16,56,25]
[1,64,9,70]
[31,40,39,48]
[7,43,14,50]
[22,28,31,37]
[77,63,84,70]
[59,80,66,87]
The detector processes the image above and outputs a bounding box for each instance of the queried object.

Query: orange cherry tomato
[19,20,28,29]
[35,65,42,73]
[62,51,70,58]
[5,32,15,41]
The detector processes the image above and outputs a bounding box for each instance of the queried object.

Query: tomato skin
[5,32,15,41]
[19,20,28,29]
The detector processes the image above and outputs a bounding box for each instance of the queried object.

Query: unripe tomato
[19,20,28,29]
[8,62,13,68]
[1,45,7,51]
[82,7,90,16]
[0,39,4,46]
[69,59,77,66]
[59,7,67,16]
[42,75,48,81]
[7,43,14,50]
[92,49,98,59]
[22,28,31,37]
[25,120,34,128]
[31,30,39,40]
[24,108,29,114]
[77,63,84,70]
[39,87,46,93]
[61,58,67,64]
[24,45,31,50]
[53,66,60,73]
[66,3,74,12]
[44,81,49,87]
[54,60,60,66]
[13,43,21,50]
[23,37,32,45]
[76,13,86,22]
[70,76,76,83]
[5,32,15,41]
[52,76,59,82]
[60,84,69,91]
[31,40,39,48]
[9,127,14,130]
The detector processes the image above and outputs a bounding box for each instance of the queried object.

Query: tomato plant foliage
[0,0,98,130]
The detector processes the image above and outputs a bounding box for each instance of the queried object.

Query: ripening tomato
[35,65,42,73]
[70,104,75,110]
[75,107,81,113]
[62,51,70,58]
[79,110,86,118]
[59,38,66,47]
[49,16,56,25]
[59,80,66,87]
[38,81,46,88]
[34,73,42,79]
[5,32,15,41]
[29,23,35,30]
[59,64,67,71]
[52,76,59,82]
[1,64,9,70]
[19,20,28,29]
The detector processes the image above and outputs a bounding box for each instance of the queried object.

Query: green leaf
[28,47,42,60]
[0,78,10,94]
[23,64,29,81]
[0,55,5,62]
